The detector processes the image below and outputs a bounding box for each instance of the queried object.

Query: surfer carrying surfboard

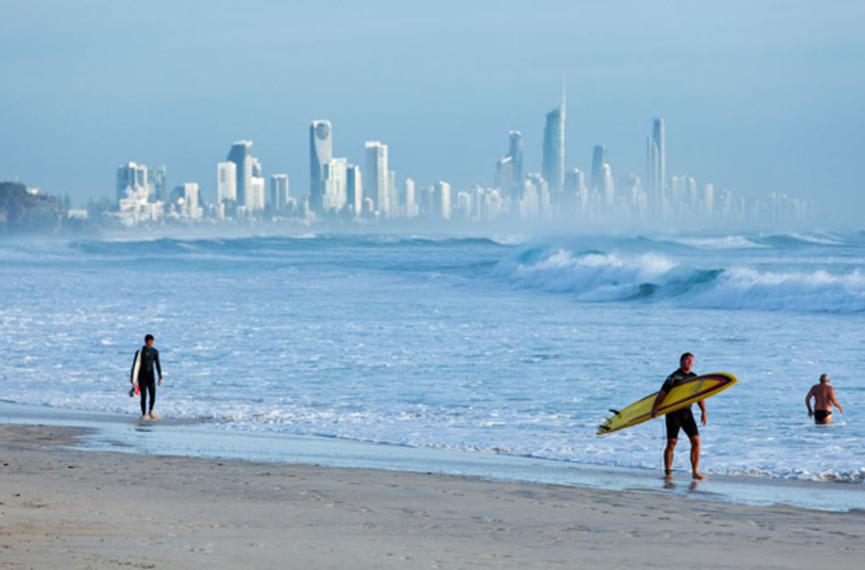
[130,334,163,420]
[650,353,707,481]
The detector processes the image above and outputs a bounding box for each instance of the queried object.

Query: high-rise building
[435,180,451,220]
[591,145,607,193]
[248,176,266,212]
[495,156,514,197]
[622,174,644,215]
[703,183,715,217]
[564,168,587,212]
[508,130,524,194]
[227,140,253,207]
[388,170,398,216]
[322,157,348,212]
[247,156,265,212]
[527,173,551,218]
[456,191,472,220]
[217,161,237,205]
[646,117,667,215]
[116,162,149,203]
[404,177,417,218]
[686,176,698,211]
[309,120,333,214]
[171,182,202,220]
[601,164,615,207]
[346,164,363,216]
[420,184,436,217]
[148,166,167,202]
[520,178,540,219]
[542,86,566,192]
[270,174,290,213]
[364,141,389,216]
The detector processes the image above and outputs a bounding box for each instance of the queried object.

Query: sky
[1,0,863,217]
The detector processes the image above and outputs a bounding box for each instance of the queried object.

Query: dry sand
[0,423,862,569]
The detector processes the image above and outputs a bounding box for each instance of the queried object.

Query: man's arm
[155,350,163,382]
[830,387,843,413]
[805,387,814,417]
[698,399,708,425]
[651,389,667,418]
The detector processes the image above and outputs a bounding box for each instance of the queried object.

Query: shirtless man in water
[806,374,844,425]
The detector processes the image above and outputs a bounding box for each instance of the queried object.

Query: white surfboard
[131,349,142,394]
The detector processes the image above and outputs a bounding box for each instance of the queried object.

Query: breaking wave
[496,247,865,313]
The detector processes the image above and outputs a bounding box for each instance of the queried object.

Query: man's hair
[680,352,694,363]
[820,373,830,383]
[144,334,155,343]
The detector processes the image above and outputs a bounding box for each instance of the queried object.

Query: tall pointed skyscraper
[646,117,666,215]
[542,82,566,192]
[508,130,524,193]
[309,120,333,214]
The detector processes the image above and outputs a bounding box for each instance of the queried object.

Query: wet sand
[0,423,862,569]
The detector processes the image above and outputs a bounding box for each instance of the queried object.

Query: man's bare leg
[664,438,677,478]
[689,435,706,480]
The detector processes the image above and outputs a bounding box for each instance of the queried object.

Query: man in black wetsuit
[130,334,163,420]
[650,352,707,480]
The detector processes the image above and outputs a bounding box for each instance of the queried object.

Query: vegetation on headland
[0,181,96,236]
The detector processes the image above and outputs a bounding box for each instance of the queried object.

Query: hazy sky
[1,0,863,216]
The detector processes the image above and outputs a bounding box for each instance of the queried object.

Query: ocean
[2,231,864,488]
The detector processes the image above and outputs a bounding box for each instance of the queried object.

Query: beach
[1,423,863,569]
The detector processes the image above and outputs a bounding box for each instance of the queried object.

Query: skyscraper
[435,180,451,220]
[309,120,333,214]
[404,177,417,218]
[346,164,363,216]
[601,164,615,207]
[248,156,265,212]
[646,117,667,215]
[226,141,253,208]
[564,168,587,212]
[172,182,201,220]
[148,166,167,202]
[216,161,237,204]
[591,145,607,193]
[703,183,715,217]
[322,157,348,212]
[495,156,514,197]
[542,85,566,193]
[116,162,149,203]
[270,174,289,213]
[248,176,265,212]
[364,141,389,216]
[388,170,398,215]
[508,130,524,194]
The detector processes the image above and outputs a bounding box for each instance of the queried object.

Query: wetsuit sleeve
[130,350,139,382]
[660,374,674,393]
[155,350,162,378]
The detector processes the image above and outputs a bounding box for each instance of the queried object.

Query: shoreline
[2,422,864,569]
[2,401,865,514]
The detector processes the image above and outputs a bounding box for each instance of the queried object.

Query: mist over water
[2,231,864,483]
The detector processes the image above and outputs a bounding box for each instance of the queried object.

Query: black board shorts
[666,408,699,440]
[814,410,832,424]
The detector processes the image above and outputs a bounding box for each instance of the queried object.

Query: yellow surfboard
[597,372,737,435]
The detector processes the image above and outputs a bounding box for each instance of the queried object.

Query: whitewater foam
[3,232,865,487]
[495,246,865,313]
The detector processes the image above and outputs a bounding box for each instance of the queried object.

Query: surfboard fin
[608,408,620,415]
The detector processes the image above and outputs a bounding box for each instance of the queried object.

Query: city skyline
[108,99,813,229]
[1,1,863,221]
